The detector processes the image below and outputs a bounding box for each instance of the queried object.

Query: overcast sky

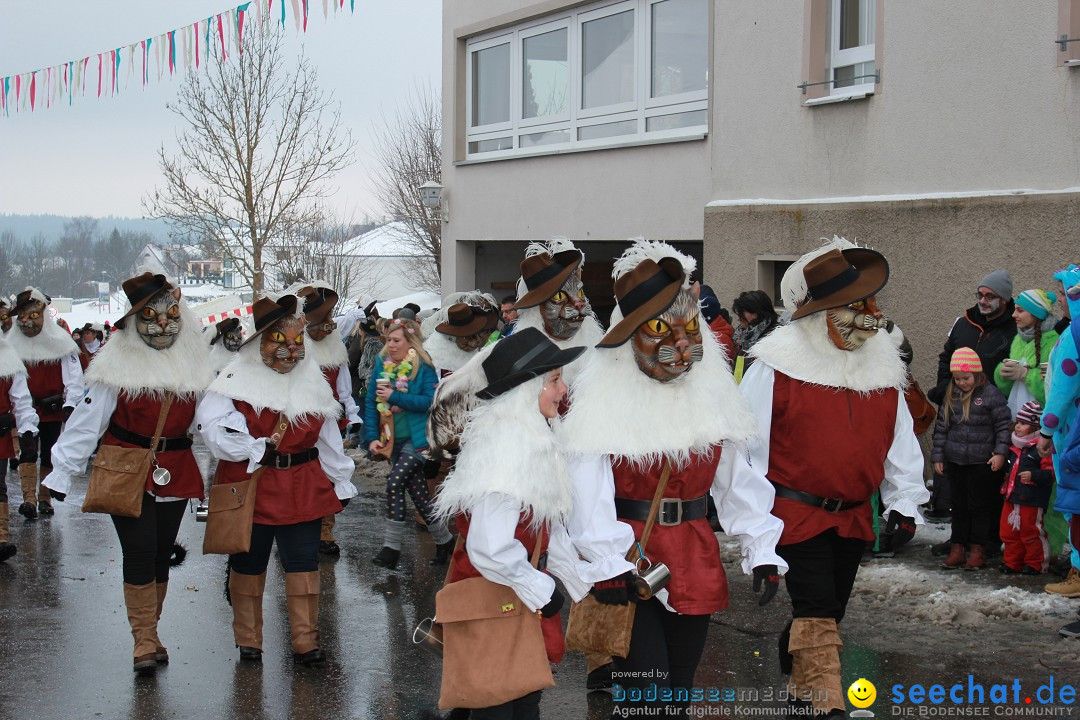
[0,0,441,222]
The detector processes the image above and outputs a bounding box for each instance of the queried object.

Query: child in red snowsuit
[999,401,1056,575]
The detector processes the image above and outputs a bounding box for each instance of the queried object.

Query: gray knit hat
[977,269,1013,299]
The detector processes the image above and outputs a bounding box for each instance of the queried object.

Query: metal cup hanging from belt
[152,464,172,486]
[633,556,671,600]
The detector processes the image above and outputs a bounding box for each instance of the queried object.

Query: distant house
[134,242,239,288]
[324,221,439,303]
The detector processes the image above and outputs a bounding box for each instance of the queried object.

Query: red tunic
[448,512,563,663]
[78,349,92,371]
[768,371,898,546]
[101,391,204,499]
[0,376,14,459]
[25,359,65,423]
[321,364,348,431]
[612,452,728,616]
[216,402,341,525]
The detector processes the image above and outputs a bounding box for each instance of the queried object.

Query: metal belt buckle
[658,497,683,526]
[821,497,841,513]
[275,454,292,469]
[155,437,168,453]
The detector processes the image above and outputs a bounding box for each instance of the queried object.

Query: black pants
[31,420,62,467]
[946,461,1001,547]
[110,493,187,585]
[230,519,321,575]
[0,461,7,502]
[612,598,711,718]
[471,690,541,720]
[777,529,865,620]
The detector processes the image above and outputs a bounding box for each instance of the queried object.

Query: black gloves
[62,405,74,422]
[881,510,916,553]
[339,498,350,509]
[591,571,635,606]
[49,490,66,502]
[752,564,780,606]
[0,412,14,433]
[540,588,564,618]
[19,432,37,464]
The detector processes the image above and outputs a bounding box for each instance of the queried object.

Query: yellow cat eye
[293,334,305,345]
[848,300,865,310]
[166,305,180,318]
[140,306,156,319]
[268,330,287,343]
[0,312,8,322]
[577,289,585,299]
[645,318,670,335]
[551,291,568,303]
[686,316,700,332]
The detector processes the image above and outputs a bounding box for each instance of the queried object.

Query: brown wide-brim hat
[514,249,583,309]
[12,287,50,314]
[790,248,889,321]
[240,294,300,347]
[436,303,490,337]
[297,285,339,324]
[116,273,175,327]
[210,317,241,346]
[597,257,686,348]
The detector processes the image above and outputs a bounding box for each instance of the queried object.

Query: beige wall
[711,1,1080,202]
[441,0,713,294]
[704,192,1080,393]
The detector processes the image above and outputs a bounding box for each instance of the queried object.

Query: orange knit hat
[949,347,983,374]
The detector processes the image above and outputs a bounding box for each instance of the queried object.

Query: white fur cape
[306,328,348,370]
[427,342,496,455]
[434,375,572,530]
[423,331,482,373]
[87,300,213,398]
[512,307,604,385]
[0,335,26,380]
[558,240,756,467]
[7,310,79,365]
[209,339,341,422]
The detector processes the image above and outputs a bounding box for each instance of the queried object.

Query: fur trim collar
[435,376,572,530]
[558,320,756,467]
[208,343,237,375]
[6,313,79,365]
[306,329,348,369]
[424,331,482,373]
[513,307,604,385]
[427,343,495,454]
[208,342,341,421]
[0,336,26,379]
[87,301,213,398]
[750,314,908,392]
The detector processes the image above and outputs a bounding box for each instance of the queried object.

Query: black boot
[18,502,37,520]
[0,543,15,563]
[430,538,455,566]
[319,540,341,556]
[238,646,263,662]
[930,540,950,557]
[372,547,400,569]
[293,648,327,667]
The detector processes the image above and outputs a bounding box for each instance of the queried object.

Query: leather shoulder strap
[149,392,174,459]
[628,459,672,562]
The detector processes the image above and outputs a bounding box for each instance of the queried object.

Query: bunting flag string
[0,0,352,117]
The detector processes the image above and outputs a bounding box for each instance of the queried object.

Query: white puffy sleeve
[544,523,592,602]
[316,417,357,499]
[565,453,637,583]
[43,383,117,496]
[194,392,267,473]
[715,361,787,575]
[880,391,930,523]
[464,493,556,612]
[8,373,39,435]
[61,352,85,408]
[336,362,361,424]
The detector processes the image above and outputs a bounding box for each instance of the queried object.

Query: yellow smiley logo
[848,678,876,708]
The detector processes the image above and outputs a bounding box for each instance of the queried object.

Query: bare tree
[276,214,387,307]
[145,24,353,297]
[370,85,442,292]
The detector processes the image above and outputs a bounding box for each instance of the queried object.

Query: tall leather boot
[285,570,325,666]
[152,581,169,663]
[0,502,16,562]
[788,617,845,715]
[18,463,37,520]
[123,582,160,675]
[228,570,266,662]
[319,514,340,556]
[37,465,54,516]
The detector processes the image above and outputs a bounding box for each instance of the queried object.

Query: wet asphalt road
[2,452,1079,719]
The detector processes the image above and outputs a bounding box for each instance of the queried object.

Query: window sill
[803,90,874,107]
[455,132,707,165]
[1065,59,1080,67]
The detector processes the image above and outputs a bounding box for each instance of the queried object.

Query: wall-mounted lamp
[419,180,448,222]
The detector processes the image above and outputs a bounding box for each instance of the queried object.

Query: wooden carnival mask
[221,325,244,352]
[260,315,307,373]
[541,270,591,341]
[454,329,493,352]
[631,284,704,383]
[135,288,183,350]
[825,295,890,351]
[16,300,46,338]
[1,305,13,334]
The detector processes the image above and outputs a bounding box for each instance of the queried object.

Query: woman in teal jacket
[994,288,1058,413]
[365,317,455,569]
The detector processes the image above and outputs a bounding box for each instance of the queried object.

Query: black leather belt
[615,495,709,527]
[108,423,193,452]
[770,482,865,513]
[33,394,64,412]
[263,447,319,469]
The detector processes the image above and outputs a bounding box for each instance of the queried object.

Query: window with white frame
[828,0,875,95]
[464,0,709,160]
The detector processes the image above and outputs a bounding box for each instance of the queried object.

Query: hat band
[807,265,860,301]
[507,343,550,377]
[127,276,168,308]
[524,261,566,292]
[255,305,289,334]
[618,268,676,318]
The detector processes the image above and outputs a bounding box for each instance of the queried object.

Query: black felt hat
[476,327,585,400]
